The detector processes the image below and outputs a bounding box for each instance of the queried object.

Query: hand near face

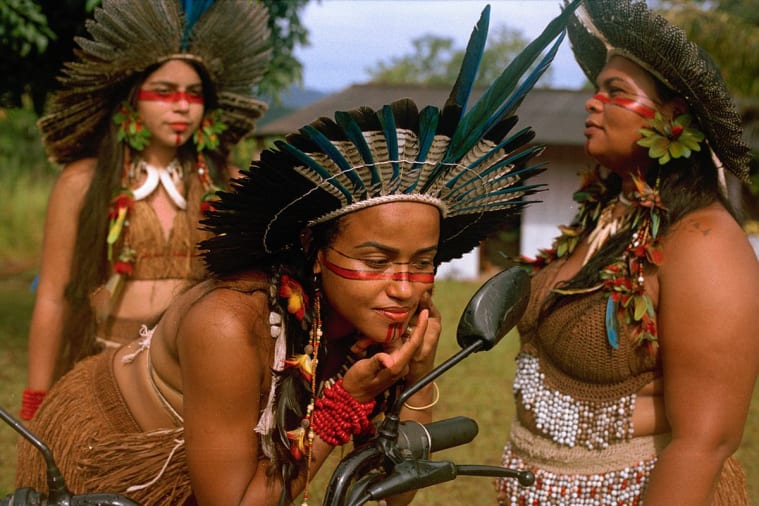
[404,290,440,385]
[342,309,430,403]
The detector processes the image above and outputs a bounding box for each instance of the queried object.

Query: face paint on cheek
[385,323,403,344]
[323,259,435,283]
[593,93,656,119]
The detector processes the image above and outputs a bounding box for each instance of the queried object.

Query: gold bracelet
[403,381,440,411]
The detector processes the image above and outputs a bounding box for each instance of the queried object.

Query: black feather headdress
[202,1,583,275]
[567,0,751,183]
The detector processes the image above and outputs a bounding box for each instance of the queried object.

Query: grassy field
[1,271,758,503]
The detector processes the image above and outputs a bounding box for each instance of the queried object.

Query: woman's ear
[313,249,324,275]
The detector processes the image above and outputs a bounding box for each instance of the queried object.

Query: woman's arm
[25,160,94,396]
[179,289,343,505]
[644,205,759,505]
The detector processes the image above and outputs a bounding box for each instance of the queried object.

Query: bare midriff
[632,378,669,436]
[113,278,194,321]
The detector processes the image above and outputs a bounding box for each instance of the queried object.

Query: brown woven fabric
[96,315,155,347]
[518,258,660,402]
[16,350,193,505]
[126,173,210,281]
[566,0,751,183]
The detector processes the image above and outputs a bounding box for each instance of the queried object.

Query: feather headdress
[202,1,582,274]
[567,0,751,183]
[38,0,272,164]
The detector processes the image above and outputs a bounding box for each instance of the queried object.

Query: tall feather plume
[202,1,582,273]
[445,0,583,163]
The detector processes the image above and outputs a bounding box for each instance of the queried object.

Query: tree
[367,24,547,87]
[0,0,311,115]
[658,0,759,96]
[656,0,759,200]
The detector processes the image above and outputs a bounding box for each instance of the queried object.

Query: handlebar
[326,415,534,506]
[0,406,140,506]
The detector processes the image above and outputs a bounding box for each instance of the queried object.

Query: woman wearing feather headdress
[497,1,759,504]
[16,4,581,504]
[19,0,271,422]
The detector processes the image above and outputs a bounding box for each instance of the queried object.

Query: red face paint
[137,89,204,104]
[593,93,656,119]
[324,259,435,283]
[385,323,403,343]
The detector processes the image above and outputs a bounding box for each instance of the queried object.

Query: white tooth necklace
[131,158,187,209]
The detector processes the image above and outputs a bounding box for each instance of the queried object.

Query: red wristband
[311,379,376,446]
[20,388,47,421]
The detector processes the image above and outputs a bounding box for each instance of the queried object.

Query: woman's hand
[342,308,431,403]
[403,291,441,386]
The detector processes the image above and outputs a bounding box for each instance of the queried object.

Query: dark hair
[267,218,341,504]
[56,59,229,377]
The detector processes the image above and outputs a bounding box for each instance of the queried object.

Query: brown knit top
[125,174,210,281]
[518,258,662,403]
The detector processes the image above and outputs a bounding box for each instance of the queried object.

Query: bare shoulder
[661,202,759,303]
[179,283,270,349]
[55,158,97,191]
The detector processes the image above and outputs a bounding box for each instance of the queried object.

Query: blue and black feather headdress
[202,1,582,275]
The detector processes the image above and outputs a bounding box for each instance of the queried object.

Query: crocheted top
[125,174,210,281]
[518,257,662,403]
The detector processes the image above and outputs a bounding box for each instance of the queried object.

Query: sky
[293,0,589,93]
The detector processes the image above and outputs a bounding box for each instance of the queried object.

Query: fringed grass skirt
[498,419,748,505]
[16,350,193,505]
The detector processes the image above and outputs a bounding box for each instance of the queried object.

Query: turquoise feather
[444,5,490,114]
[277,142,353,202]
[334,111,380,185]
[606,296,620,349]
[180,0,214,50]
[300,125,366,195]
[447,0,581,162]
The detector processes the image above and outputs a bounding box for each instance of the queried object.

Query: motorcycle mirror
[456,267,530,350]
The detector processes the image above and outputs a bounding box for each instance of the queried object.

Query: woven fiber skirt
[16,349,192,505]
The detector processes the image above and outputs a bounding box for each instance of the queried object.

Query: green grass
[2,274,758,503]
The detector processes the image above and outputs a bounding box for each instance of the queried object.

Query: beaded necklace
[524,166,666,356]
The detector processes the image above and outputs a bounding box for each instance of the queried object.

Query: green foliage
[0,102,55,180]
[658,1,759,97]
[367,24,552,88]
[0,0,55,57]
[259,0,310,103]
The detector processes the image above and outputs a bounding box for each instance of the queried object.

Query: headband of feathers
[202,1,583,275]
[38,0,272,164]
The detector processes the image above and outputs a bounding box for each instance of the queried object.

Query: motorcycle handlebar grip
[397,416,478,459]
[427,416,479,452]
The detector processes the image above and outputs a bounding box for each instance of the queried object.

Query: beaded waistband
[498,420,670,505]
[508,419,669,474]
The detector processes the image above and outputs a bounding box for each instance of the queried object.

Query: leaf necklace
[523,167,666,356]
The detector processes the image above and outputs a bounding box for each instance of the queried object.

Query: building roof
[254,84,589,146]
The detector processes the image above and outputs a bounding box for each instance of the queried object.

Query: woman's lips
[170,123,189,132]
[376,308,410,323]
